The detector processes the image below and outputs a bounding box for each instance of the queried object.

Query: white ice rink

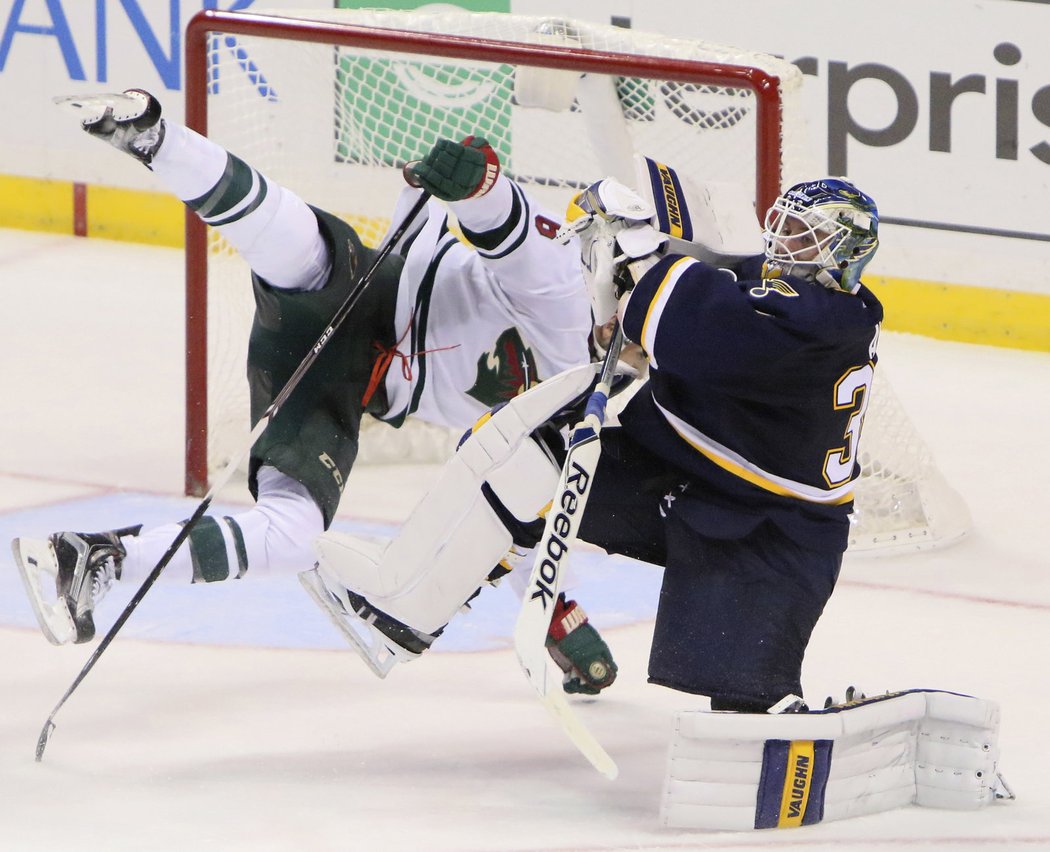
[1,228,1048,851]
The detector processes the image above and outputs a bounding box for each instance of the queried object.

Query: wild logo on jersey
[467,327,539,406]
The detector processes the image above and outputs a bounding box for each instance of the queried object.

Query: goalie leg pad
[661,689,1009,831]
[310,363,599,636]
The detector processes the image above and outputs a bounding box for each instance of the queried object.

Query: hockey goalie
[299,152,1013,828]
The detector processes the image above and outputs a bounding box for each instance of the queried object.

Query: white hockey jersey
[378,177,592,431]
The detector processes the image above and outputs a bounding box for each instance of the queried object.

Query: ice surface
[1,229,1047,850]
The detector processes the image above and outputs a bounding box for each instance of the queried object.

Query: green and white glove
[546,593,618,695]
[404,136,501,201]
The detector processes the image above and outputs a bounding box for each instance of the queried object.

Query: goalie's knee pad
[314,363,600,635]
[477,418,567,551]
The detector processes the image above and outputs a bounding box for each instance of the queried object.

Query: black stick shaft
[35,191,432,761]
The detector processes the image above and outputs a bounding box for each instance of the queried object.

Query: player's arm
[565,182,790,380]
[406,137,591,338]
[404,136,522,246]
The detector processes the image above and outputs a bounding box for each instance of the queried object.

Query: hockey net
[184,8,969,554]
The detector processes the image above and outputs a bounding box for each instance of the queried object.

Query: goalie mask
[762,178,879,293]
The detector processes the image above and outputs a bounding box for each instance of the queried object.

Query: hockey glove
[545,593,617,695]
[559,179,666,324]
[404,136,501,201]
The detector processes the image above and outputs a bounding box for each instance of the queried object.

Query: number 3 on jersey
[823,362,875,488]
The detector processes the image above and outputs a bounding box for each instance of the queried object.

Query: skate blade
[298,568,407,679]
[11,538,75,645]
[52,91,149,125]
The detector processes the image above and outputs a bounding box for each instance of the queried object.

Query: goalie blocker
[662,689,1013,831]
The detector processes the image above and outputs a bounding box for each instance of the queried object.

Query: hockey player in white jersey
[13,89,617,696]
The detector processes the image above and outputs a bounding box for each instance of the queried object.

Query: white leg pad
[661,689,1010,831]
[315,459,515,635]
[314,363,599,635]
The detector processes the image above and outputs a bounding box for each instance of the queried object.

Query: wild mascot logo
[466,327,539,406]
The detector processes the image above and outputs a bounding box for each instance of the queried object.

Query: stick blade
[541,689,618,780]
[36,719,56,762]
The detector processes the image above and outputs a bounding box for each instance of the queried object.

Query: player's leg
[13,273,390,649]
[13,202,396,646]
[57,89,330,291]
[24,98,403,645]
[11,466,324,645]
[120,466,325,583]
[649,511,841,711]
[577,427,675,567]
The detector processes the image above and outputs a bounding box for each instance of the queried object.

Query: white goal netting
[185,8,969,554]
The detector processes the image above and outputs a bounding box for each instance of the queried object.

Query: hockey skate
[12,527,139,645]
[299,566,439,679]
[53,89,164,164]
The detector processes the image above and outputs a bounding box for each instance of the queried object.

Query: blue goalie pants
[578,428,843,709]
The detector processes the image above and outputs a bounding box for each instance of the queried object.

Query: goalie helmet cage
[182,8,969,555]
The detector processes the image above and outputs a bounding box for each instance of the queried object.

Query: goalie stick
[33,189,433,762]
[512,321,624,781]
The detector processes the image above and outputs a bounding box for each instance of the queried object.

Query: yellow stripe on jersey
[653,399,856,505]
[640,256,697,368]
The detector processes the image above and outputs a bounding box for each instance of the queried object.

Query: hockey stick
[512,321,624,780]
[34,190,432,762]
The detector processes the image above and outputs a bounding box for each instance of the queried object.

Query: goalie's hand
[561,179,666,324]
[404,136,501,201]
[546,593,618,695]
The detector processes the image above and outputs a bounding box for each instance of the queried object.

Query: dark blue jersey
[619,253,884,552]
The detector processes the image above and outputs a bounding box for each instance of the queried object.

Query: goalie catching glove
[560,179,667,324]
[404,136,501,201]
[546,592,618,695]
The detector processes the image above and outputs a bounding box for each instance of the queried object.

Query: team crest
[466,327,539,406]
[750,275,799,299]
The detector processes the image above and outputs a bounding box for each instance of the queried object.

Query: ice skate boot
[53,89,164,164]
[13,526,141,645]
[299,566,441,679]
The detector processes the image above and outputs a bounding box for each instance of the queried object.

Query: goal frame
[181,8,786,495]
